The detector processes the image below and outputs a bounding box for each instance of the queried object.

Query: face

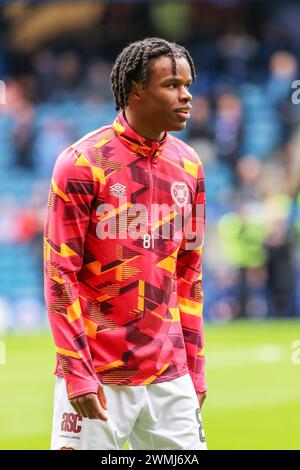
[133,55,193,135]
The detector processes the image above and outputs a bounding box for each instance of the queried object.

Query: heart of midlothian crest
[171,181,189,207]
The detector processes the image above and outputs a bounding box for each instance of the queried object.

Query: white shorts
[51,373,207,450]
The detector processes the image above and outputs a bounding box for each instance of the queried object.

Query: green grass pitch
[0,319,299,449]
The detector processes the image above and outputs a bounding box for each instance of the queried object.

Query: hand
[70,384,108,420]
[197,391,206,410]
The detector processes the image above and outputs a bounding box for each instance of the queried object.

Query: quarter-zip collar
[113,110,167,159]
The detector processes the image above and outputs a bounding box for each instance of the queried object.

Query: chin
[166,121,187,133]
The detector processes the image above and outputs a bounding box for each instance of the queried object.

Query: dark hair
[110,37,196,111]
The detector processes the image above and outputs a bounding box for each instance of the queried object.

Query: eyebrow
[162,76,192,84]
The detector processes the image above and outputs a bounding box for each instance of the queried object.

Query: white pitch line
[207,344,286,369]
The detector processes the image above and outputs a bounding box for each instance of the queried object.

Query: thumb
[197,392,206,410]
[97,384,108,410]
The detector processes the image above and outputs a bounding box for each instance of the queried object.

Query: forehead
[148,55,192,81]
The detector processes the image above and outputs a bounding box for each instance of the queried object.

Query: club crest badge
[109,183,126,197]
[171,181,189,207]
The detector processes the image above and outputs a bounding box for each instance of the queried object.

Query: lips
[174,107,191,120]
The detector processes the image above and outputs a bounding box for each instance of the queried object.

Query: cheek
[141,91,177,121]
[146,101,165,118]
[149,90,175,108]
[152,96,175,117]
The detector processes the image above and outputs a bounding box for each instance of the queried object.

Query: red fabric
[44,111,206,399]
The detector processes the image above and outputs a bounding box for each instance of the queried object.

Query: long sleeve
[44,147,99,399]
[176,156,206,393]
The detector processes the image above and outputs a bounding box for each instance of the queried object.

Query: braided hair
[111,37,196,111]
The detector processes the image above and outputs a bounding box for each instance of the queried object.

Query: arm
[176,156,206,405]
[44,147,106,413]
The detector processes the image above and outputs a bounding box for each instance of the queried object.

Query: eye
[167,83,177,89]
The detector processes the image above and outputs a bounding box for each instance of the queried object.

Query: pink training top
[44,111,206,399]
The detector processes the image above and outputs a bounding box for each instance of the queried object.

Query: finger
[85,396,108,421]
[75,399,88,418]
[70,400,82,415]
[97,386,108,410]
[200,394,206,410]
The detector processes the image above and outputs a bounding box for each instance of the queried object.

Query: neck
[124,107,165,142]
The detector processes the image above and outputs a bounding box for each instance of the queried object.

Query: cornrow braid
[111,37,196,111]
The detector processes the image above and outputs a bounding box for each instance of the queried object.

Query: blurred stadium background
[0,0,299,450]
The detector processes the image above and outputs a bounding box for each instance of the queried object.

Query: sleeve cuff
[64,376,100,400]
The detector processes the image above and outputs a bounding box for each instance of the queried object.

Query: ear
[130,80,143,99]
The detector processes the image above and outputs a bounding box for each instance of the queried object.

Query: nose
[179,86,192,103]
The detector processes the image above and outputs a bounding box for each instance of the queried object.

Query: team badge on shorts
[171,182,189,207]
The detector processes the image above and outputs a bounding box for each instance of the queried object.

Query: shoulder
[168,134,202,162]
[55,124,116,170]
[71,124,116,158]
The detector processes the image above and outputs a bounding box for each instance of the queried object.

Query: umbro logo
[109,183,126,197]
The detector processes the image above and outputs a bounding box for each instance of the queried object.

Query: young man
[45,37,207,450]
